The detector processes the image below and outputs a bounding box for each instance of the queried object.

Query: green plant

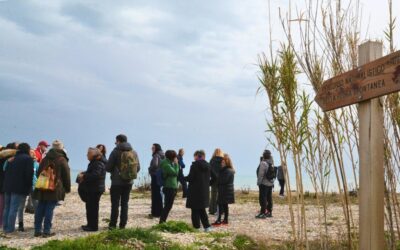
[233,235,260,250]
[152,221,196,233]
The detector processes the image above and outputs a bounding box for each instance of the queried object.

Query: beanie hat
[52,140,64,150]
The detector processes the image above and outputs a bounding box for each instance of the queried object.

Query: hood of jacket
[46,148,69,161]
[117,142,132,152]
[153,150,165,158]
[193,159,210,172]
[211,156,223,164]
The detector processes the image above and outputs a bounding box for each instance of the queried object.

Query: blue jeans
[2,193,26,233]
[34,201,57,234]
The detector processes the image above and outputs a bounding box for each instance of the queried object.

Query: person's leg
[18,196,26,223]
[34,201,46,234]
[209,185,217,214]
[150,176,162,217]
[199,208,211,229]
[25,193,35,213]
[266,186,273,214]
[281,180,285,196]
[178,169,188,198]
[119,185,132,229]
[109,185,121,228]
[17,195,27,231]
[258,185,266,214]
[191,209,201,229]
[2,193,11,231]
[259,185,268,214]
[216,204,223,222]
[223,204,229,223]
[0,193,4,227]
[43,201,57,234]
[86,192,101,230]
[5,194,24,233]
[160,188,176,223]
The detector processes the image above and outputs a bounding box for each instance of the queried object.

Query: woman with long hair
[212,153,235,226]
[209,148,224,215]
[148,143,165,218]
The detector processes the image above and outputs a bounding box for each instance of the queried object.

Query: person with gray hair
[78,147,106,232]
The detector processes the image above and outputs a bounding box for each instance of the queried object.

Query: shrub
[152,221,196,233]
[233,235,260,250]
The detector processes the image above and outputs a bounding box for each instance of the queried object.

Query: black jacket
[3,152,34,196]
[217,167,235,204]
[82,159,106,193]
[210,156,223,181]
[185,160,215,209]
[106,142,140,186]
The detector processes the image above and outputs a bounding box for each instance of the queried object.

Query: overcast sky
[0,0,398,188]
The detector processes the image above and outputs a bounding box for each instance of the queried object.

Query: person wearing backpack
[256,150,274,219]
[148,143,164,218]
[33,140,71,237]
[159,150,179,224]
[106,134,140,230]
[2,143,34,234]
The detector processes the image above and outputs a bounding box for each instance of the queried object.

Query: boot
[18,222,24,232]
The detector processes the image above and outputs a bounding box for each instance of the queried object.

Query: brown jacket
[33,149,71,201]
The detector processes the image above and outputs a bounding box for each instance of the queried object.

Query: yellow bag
[35,163,56,191]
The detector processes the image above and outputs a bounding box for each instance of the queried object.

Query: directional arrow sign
[315,50,400,112]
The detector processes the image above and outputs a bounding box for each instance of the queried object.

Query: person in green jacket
[159,150,179,224]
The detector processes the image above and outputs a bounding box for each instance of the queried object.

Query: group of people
[0,133,284,237]
[147,146,236,229]
[0,140,70,237]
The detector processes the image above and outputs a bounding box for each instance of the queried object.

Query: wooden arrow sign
[315,50,400,111]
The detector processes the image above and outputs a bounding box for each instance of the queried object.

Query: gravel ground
[0,189,358,249]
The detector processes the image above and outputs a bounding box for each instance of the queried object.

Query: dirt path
[0,190,357,249]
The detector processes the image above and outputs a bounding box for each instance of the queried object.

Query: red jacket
[34,147,43,163]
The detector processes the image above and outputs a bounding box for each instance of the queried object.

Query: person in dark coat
[177,148,188,198]
[148,143,164,218]
[79,148,106,231]
[209,148,224,215]
[212,154,235,226]
[2,143,33,233]
[185,150,216,232]
[0,143,17,228]
[276,165,285,197]
[33,140,71,237]
[106,134,140,230]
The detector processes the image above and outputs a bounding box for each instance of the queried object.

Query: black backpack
[265,163,276,181]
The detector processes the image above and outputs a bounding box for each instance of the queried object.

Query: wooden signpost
[316,41,400,250]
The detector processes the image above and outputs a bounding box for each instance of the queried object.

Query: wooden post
[358,41,385,250]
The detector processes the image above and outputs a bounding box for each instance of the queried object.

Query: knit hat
[52,140,64,150]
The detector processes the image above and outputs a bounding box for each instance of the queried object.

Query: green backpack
[119,150,139,181]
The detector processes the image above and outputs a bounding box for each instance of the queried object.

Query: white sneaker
[204,227,213,232]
